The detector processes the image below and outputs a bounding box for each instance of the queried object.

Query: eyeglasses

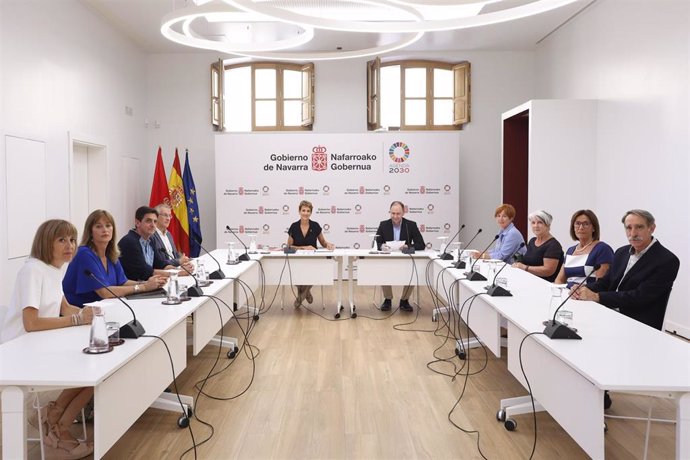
[573,221,592,228]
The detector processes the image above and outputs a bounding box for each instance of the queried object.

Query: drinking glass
[227,242,237,264]
[88,306,110,352]
[164,272,181,304]
[106,321,120,345]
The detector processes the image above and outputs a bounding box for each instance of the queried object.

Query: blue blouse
[489,222,526,263]
[63,246,128,306]
[562,241,614,288]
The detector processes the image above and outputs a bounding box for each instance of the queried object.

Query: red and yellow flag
[169,149,191,255]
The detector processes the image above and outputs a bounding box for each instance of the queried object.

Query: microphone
[190,234,226,279]
[453,228,482,269]
[401,221,415,254]
[283,228,296,254]
[439,224,465,260]
[84,270,145,339]
[159,248,203,297]
[464,234,499,281]
[543,264,600,340]
[486,243,526,297]
[225,225,250,261]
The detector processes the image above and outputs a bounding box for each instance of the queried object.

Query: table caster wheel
[178,415,190,428]
[504,419,517,431]
[227,346,238,359]
[455,348,466,360]
[253,315,260,321]
[334,313,340,319]
[496,409,506,422]
[351,312,357,318]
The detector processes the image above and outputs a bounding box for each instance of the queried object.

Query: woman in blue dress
[555,209,613,287]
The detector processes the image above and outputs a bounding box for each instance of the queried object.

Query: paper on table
[385,241,405,252]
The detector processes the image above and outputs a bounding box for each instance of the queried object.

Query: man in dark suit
[119,206,176,281]
[151,203,193,272]
[375,201,426,312]
[575,209,679,330]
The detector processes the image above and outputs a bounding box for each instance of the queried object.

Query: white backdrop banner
[215,133,460,250]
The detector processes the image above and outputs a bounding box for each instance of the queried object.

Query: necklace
[575,240,594,253]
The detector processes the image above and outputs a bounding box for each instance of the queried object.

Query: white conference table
[346,249,436,317]
[430,258,690,459]
[0,271,245,459]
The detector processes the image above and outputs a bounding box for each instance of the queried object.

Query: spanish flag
[168,148,190,255]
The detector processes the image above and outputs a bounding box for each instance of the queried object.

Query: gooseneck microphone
[225,225,250,261]
[453,228,482,269]
[543,264,600,340]
[190,235,226,279]
[439,224,465,260]
[85,270,145,339]
[486,243,526,297]
[464,234,499,281]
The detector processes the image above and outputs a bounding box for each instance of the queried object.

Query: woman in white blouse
[1,219,95,459]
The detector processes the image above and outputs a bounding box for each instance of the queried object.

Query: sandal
[305,291,313,304]
[52,438,94,460]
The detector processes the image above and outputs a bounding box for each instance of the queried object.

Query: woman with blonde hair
[0,219,94,458]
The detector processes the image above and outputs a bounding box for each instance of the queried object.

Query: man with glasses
[152,203,192,270]
[374,201,426,312]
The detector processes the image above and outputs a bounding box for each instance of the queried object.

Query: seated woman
[512,210,563,282]
[555,209,614,288]
[286,200,335,307]
[63,209,165,306]
[474,204,526,263]
[0,219,95,458]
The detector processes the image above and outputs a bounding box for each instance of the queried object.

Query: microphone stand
[192,236,226,279]
[464,235,498,281]
[485,243,526,297]
[401,222,415,254]
[543,265,600,340]
[85,270,145,339]
[439,224,465,260]
[454,228,482,269]
[225,225,250,261]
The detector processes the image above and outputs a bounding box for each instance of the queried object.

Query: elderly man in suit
[574,209,679,330]
[375,201,426,312]
[151,203,192,271]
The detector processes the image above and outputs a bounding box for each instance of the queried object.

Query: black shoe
[380,298,392,311]
[604,391,612,410]
[400,299,413,312]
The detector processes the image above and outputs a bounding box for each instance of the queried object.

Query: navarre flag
[182,149,202,257]
[149,147,171,208]
[169,148,190,255]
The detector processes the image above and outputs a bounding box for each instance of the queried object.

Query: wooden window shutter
[300,63,314,127]
[452,62,470,127]
[211,58,225,131]
[367,57,381,130]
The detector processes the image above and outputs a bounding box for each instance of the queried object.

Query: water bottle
[227,242,237,264]
[165,272,181,304]
[372,234,379,251]
[548,286,563,321]
[88,306,110,352]
[248,234,257,253]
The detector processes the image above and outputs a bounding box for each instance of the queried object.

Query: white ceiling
[80,0,595,56]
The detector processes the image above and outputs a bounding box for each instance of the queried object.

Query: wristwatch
[134,284,140,293]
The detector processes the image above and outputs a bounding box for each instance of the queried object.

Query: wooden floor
[13,286,679,459]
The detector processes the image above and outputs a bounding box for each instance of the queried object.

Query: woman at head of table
[286,200,335,307]
[512,210,564,282]
[0,219,95,458]
[62,209,166,307]
[555,209,614,288]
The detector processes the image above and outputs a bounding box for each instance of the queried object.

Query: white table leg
[677,392,690,459]
[2,386,27,460]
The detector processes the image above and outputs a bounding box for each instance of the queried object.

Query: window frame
[218,61,314,132]
[367,58,470,131]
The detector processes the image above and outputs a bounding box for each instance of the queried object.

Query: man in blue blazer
[575,209,680,330]
[375,201,426,312]
[119,206,176,281]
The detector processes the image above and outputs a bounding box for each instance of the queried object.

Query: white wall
[147,51,536,250]
[0,0,149,304]
[534,0,690,335]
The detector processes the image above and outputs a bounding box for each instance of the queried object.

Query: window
[211,61,314,132]
[367,59,470,131]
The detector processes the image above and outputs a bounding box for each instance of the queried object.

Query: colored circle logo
[389,142,410,163]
